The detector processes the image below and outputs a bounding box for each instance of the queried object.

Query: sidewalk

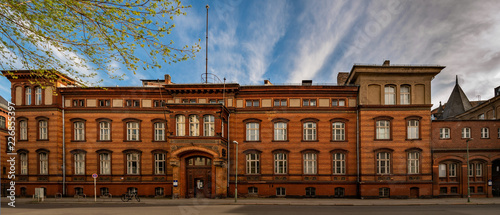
[6,196,500,206]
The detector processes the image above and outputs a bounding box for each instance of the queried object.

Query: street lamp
[233,141,239,203]
[466,138,473,203]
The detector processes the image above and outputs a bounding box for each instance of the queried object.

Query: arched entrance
[186,156,212,198]
[493,159,500,197]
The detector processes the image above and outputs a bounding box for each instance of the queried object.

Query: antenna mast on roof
[205,4,209,84]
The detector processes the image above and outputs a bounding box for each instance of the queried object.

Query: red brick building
[1,61,498,199]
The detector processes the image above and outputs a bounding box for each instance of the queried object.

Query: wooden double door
[186,167,212,198]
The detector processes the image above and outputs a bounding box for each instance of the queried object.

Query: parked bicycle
[121,191,140,202]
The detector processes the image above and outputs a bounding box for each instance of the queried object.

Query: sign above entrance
[173,180,178,187]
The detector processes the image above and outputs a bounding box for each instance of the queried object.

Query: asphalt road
[2,204,500,215]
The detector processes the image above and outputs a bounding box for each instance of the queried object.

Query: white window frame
[376,120,390,140]
[20,120,27,140]
[39,152,48,175]
[303,153,317,174]
[246,122,259,141]
[99,121,110,141]
[332,153,345,175]
[462,127,471,139]
[274,122,287,141]
[384,85,395,105]
[246,153,260,174]
[438,164,446,177]
[127,122,139,141]
[154,122,165,141]
[407,120,419,139]
[99,153,111,175]
[476,163,483,176]
[154,153,165,175]
[20,153,28,175]
[276,187,286,196]
[176,115,185,136]
[126,153,140,175]
[481,127,489,138]
[74,153,85,175]
[376,152,390,174]
[35,87,42,105]
[332,122,345,141]
[39,120,48,140]
[303,122,317,141]
[274,153,287,174]
[449,163,457,177]
[25,87,32,105]
[203,115,215,136]
[408,152,420,174]
[189,115,199,136]
[440,128,450,139]
[74,121,85,141]
[400,85,410,105]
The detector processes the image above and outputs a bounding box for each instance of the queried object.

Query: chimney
[383,60,390,66]
[337,72,349,85]
[165,74,172,84]
[302,80,312,86]
[264,80,273,85]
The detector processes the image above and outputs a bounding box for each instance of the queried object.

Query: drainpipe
[227,112,230,197]
[356,90,361,198]
[62,95,66,196]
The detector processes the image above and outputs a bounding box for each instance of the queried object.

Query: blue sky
[1,0,500,108]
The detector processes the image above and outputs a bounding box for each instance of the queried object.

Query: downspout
[227,112,230,197]
[62,95,66,196]
[356,89,361,199]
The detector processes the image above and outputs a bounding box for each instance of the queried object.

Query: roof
[0,95,8,110]
[440,76,472,119]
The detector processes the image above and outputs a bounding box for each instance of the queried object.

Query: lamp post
[233,141,239,202]
[466,138,473,203]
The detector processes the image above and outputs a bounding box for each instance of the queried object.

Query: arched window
[25,87,32,105]
[332,152,346,174]
[384,85,395,105]
[38,120,48,140]
[303,153,317,174]
[19,120,28,140]
[400,85,410,105]
[35,87,42,105]
[189,115,199,136]
[376,152,391,174]
[332,122,345,141]
[176,115,185,136]
[303,122,317,141]
[154,122,165,141]
[203,115,215,136]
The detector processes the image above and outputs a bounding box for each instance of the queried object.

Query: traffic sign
[92,173,98,178]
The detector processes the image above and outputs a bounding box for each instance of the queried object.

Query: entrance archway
[493,159,500,197]
[186,156,212,198]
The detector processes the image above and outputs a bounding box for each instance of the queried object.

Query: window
[127,122,139,141]
[334,187,345,197]
[440,187,447,194]
[248,187,258,194]
[154,122,165,141]
[20,153,28,175]
[274,99,287,107]
[75,187,84,196]
[73,99,85,107]
[35,87,42,105]
[153,100,165,107]
[476,163,483,177]
[126,100,140,107]
[303,122,317,141]
[246,153,260,174]
[99,153,111,175]
[155,187,164,196]
[449,163,457,177]
[127,187,138,195]
[176,115,185,136]
[182,99,189,103]
[332,153,346,174]
[74,121,85,141]
[498,128,500,138]
[439,164,446,177]
[384,85,395,105]
[469,162,483,177]
[481,127,489,138]
[274,153,287,174]
[39,152,48,175]
[276,187,286,196]
[303,153,317,174]
[189,115,199,136]
[99,99,111,107]
[400,85,410,105]
[126,153,140,175]
[187,157,212,166]
[332,122,345,141]
[450,187,458,194]
[209,99,217,104]
[100,187,109,196]
[39,120,48,140]
[246,122,259,141]
[246,100,259,107]
[407,120,419,139]
[0,116,5,129]
[203,115,215,136]
[478,186,484,193]
[99,121,110,141]
[440,128,450,139]
[154,153,165,175]
[20,120,27,140]
[462,127,471,139]
[305,187,316,197]
[274,122,287,141]
[407,151,420,174]
[25,87,31,105]
[303,99,316,107]
[376,152,390,174]
[478,113,485,119]
[376,120,390,140]
[332,99,345,106]
[379,187,390,198]
[469,187,475,193]
[74,153,85,175]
